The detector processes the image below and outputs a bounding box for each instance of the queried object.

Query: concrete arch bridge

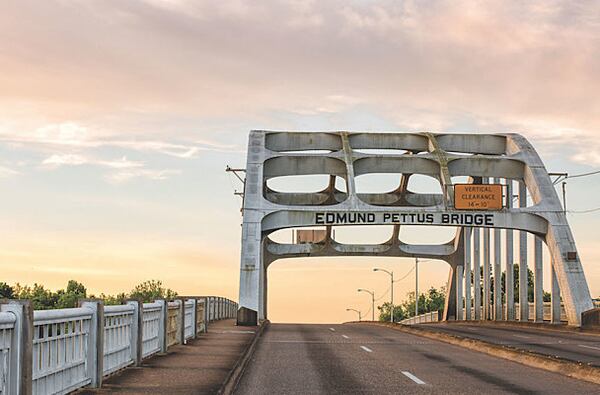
[236,131,594,326]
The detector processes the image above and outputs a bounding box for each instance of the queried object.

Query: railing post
[190,298,197,339]
[0,299,33,395]
[126,299,143,366]
[79,299,104,388]
[156,299,168,353]
[178,299,185,345]
[204,297,210,330]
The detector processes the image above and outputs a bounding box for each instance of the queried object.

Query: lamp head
[373,268,379,272]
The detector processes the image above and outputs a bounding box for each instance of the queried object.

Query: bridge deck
[78,319,257,394]
[413,322,600,367]
[235,323,599,394]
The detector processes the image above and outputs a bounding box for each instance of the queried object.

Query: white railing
[400,311,441,325]
[103,305,135,377]
[32,307,93,395]
[184,300,195,341]
[141,302,162,359]
[0,312,16,395]
[0,296,238,394]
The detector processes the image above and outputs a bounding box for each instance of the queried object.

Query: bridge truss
[237,131,593,326]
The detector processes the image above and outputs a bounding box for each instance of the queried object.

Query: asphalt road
[414,322,600,367]
[235,323,600,395]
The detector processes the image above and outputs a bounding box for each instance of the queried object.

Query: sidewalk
[78,319,258,395]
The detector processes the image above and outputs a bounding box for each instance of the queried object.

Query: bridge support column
[443,265,458,320]
[483,223,491,320]
[518,181,529,321]
[237,221,264,326]
[505,179,515,321]
[551,260,561,323]
[534,236,544,323]
[473,227,481,320]
[456,264,464,320]
[493,193,502,321]
[464,227,472,320]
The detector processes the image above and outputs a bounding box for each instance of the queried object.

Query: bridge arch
[237,131,593,326]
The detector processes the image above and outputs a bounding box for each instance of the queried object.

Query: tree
[129,280,177,302]
[56,280,87,308]
[377,302,406,322]
[0,282,13,298]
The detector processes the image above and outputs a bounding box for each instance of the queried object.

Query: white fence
[0,296,238,394]
[400,311,441,325]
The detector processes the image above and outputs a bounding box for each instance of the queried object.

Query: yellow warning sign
[454,184,503,210]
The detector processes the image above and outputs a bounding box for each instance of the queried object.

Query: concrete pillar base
[237,307,258,326]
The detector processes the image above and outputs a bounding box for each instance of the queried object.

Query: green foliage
[377,302,406,322]
[1,279,176,309]
[129,280,177,302]
[378,286,446,322]
[0,282,13,298]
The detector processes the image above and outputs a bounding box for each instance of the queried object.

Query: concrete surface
[78,319,258,395]
[413,322,600,367]
[235,323,600,394]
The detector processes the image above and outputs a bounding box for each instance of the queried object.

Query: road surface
[235,323,599,394]
[414,322,600,367]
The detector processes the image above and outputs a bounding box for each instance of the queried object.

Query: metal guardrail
[0,296,238,394]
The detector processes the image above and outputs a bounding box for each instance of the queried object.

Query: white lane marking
[342,335,350,339]
[216,330,255,334]
[402,371,426,385]
[329,328,336,332]
[512,334,531,339]
[579,344,600,351]
[360,346,372,353]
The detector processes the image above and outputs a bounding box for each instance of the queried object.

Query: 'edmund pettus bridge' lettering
[315,212,494,226]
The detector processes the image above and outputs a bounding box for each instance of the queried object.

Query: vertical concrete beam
[0,300,33,395]
[443,266,457,320]
[492,178,502,320]
[126,299,143,366]
[534,237,544,322]
[80,300,104,388]
[551,261,562,324]
[505,180,515,321]
[178,299,185,344]
[483,221,491,320]
[464,227,472,320]
[473,227,481,320]
[518,181,529,321]
[456,264,464,320]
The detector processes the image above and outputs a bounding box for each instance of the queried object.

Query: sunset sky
[1,1,599,323]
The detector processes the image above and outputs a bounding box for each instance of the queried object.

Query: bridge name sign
[315,211,494,226]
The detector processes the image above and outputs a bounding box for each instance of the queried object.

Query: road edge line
[218,320,270,395]
[359,322,600,386]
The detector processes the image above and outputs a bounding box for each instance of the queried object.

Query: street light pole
[358,289,375,321]
[346,308,361,322]
[415,258,419,317]
[373,268,394,323]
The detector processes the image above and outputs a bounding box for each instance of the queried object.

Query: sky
[0,0,599,323]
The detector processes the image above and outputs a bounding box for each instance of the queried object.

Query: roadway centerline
[342,335,349,339]
[578,344,600,351]
[329,328,336,332]
[360,346,373,353]
[402,371,426,385]
[512,334,531,339]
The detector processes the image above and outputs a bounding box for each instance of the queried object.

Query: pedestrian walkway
[78,319,258,394]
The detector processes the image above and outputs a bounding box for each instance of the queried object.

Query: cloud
[0,1,598,165]
[105,168,181,184]
[0,165,19,178]
[42,154,143,169]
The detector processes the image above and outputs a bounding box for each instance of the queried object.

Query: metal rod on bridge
[464,227,472,320]
[534,236,544,323]
[473,227,481,320]
[493,177,502,320]
[505,179,515,321]
[519,181,529,322]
